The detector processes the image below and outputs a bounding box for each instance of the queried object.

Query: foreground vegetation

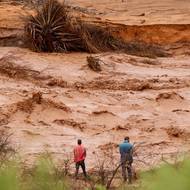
[0,157,190,190]
[0,130,189,190]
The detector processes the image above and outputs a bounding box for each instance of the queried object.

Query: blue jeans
[121,155,133,183]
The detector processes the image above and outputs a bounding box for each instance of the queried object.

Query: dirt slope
[1,0,190,53]
[66,0,190,25]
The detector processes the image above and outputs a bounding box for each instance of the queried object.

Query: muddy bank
[0,2,190,56]
[112,24,190,45]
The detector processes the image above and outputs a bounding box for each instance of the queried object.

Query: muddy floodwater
[0,0,190,170]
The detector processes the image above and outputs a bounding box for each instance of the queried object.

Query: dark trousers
[75,160,87,178]
[121,159,132,183]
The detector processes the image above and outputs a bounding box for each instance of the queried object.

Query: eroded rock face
[1,1,190,55]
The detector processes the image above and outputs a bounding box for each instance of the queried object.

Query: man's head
[124,136,129,142]
[77,139,82,145]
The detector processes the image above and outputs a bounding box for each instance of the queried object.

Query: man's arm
[119,145,122,155]
[74,148,76,160]
[84,148,86,158]
[130,144,136,157]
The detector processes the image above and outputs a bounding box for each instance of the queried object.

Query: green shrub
[0,158,190,190]
[25,158,69,190]
[0,162,20,190]
[0,158,68,190]
[139,159,190,190]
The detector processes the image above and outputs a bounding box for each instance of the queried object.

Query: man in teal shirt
[119,136,133,183]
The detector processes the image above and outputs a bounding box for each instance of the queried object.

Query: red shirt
[74,145,86,163]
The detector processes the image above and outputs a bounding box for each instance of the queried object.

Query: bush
[0,130,15,166]
[0,158,69,190]
[0,162,20,190]
[26,158,69,190]
[139,159,190,190]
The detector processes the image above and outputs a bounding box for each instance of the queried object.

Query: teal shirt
[119,140,133,157]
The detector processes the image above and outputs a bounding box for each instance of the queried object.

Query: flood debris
[87,56,102,72]
[166,126,190,139]
[156,92,184,102]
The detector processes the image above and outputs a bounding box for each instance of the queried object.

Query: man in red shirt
[74,139,87,178]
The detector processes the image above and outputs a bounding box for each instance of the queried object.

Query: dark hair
[78,139,82,145]
[124,136,129,141]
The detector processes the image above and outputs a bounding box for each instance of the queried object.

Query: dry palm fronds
[25,0,82,52]
[25,0,168,57]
